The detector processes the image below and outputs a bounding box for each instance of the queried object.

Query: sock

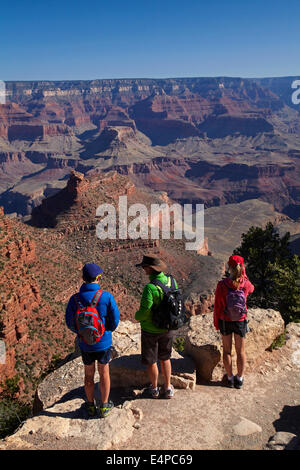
[237,375,243,382]
[228,375,234,381]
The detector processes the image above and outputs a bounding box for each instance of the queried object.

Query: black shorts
[218,319,248,338]
[81,347,111,366]
[141,330,174,365]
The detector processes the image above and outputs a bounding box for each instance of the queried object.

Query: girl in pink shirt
[214,255,254,388]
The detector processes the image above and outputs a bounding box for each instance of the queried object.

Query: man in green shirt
[135,254,177,399]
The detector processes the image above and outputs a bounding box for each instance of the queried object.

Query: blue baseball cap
[82,263,104,279]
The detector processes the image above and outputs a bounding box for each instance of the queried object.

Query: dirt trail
[111,340,300,451]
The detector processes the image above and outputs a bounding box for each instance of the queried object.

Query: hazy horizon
[3,74,300,83]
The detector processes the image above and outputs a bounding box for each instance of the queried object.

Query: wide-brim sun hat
[135,255,167,272]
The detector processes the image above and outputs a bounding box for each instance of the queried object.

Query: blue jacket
[65,282,119,352]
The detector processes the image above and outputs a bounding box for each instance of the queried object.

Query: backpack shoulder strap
[90,290,103,308]
[151,279,170,294]
[74,293,85,309]
[168,274,175,289]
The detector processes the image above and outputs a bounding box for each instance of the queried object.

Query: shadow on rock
[38,384,138,420]
[273,405,300,436]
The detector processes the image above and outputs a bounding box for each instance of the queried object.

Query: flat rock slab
[233,417,262,436]
[110,351,196,390]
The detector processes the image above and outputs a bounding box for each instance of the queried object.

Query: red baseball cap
[228,255,244,267]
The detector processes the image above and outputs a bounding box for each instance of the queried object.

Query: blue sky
[0,0,299,81]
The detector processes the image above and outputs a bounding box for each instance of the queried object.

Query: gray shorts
[141,330,174,365]
[218,319,249,337]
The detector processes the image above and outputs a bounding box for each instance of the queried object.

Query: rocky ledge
[1,310,293,450]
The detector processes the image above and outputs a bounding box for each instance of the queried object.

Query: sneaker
[163,385,175,399]
[100,400,114,418]
[234,375,244,389]
[84,401,97,418]
[147,385,160,399]
[226,375,234,388]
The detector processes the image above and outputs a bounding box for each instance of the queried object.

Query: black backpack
[150,275,186,330]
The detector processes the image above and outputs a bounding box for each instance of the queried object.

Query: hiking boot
[147,385,160,399]
[234,375,244,389]
[163,385,174,399]
[100,400,114,418]
[84,401,97,418]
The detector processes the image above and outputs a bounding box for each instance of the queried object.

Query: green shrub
[0,375,21,400]
[0,375,31,438]
[234,222,300,324]
[0,399,31,439]
[269,330,287,351]
[173,336,185,353]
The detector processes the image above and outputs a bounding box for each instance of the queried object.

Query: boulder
[110,320,141,358]
[184,308,285,381]
[33,356,84,413]
[184,313,221,381]
[285,322,300,368]
[110,350,196,390]
[266,432,300,450]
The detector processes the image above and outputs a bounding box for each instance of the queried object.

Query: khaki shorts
[141,330,174,365]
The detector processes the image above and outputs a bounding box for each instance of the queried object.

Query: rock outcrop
[33,308,285,411]
[33,320,196,414]
[184,308,285,381]
[1,398,142,450]
[1,315,296,450]
[0,207,40,391]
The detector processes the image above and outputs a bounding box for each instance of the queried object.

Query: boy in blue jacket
[65,263,119,418]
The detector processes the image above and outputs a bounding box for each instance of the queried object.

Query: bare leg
[160,359,172,390]
[84,363,95,402]
[98,362,110,404]
[147,363,159,388]
[222,334,233,377]
[234,334,246,378]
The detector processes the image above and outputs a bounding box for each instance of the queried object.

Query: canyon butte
[0,76,300,404]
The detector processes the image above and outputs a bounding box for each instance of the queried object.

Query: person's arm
[135,284,154,322]
[106,293,119,331]
[65,296,77,333]
[213,281,226,330]
[244,279,255,298]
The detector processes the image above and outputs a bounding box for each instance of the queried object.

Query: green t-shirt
[135,272,178,334]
